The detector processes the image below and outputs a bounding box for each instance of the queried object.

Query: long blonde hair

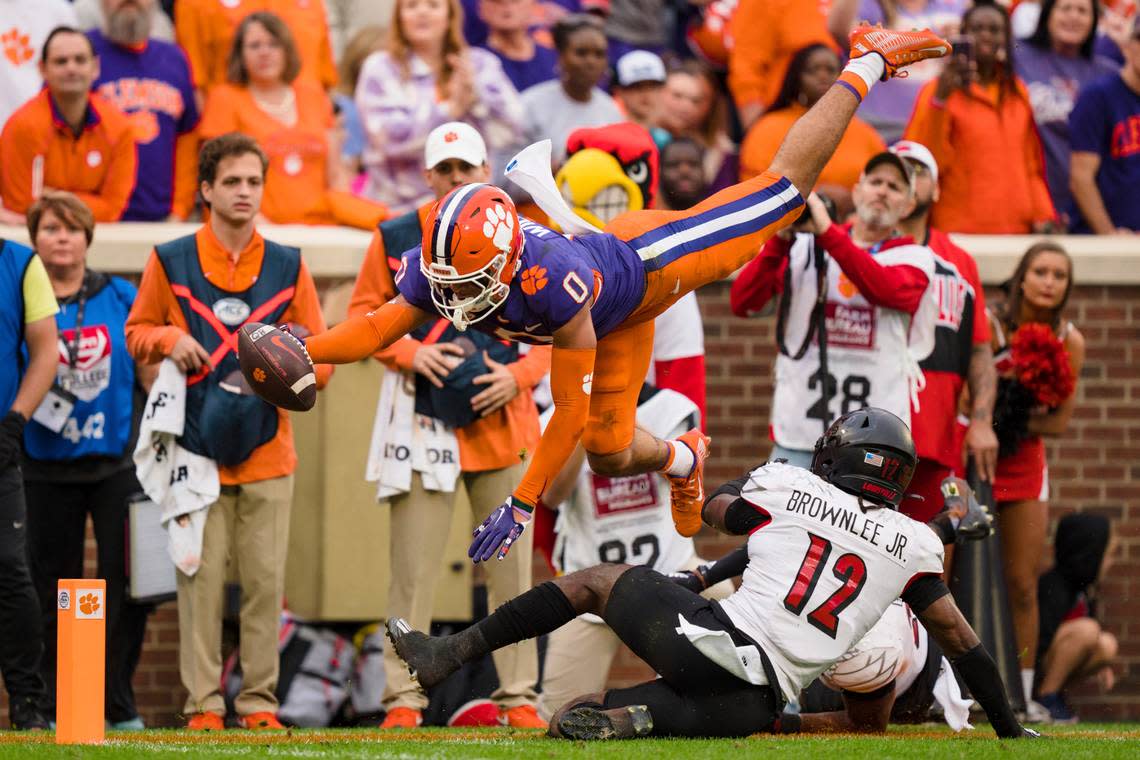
[386,0,467,88]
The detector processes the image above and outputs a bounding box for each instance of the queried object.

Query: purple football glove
[469,496,533,563]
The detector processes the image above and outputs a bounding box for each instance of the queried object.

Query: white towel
[505,140,603,237]
[932,656,974,731]
[365,369,460,500]
[132,359,219,576]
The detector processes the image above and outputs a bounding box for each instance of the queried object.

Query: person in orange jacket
[350,121,551,730]
[903,3,1059,234]
[125,134,332,731]
[0,27,137,224]
[728,0,838,130]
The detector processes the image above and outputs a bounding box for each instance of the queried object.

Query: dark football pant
[597,566,780,737]
[0,465,46,704]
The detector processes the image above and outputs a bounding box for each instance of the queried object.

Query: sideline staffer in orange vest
[125,133,332,731]
[0,27,138,224]
[350,121,551,729]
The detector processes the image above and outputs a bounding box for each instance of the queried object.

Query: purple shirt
[396,219,647,343]
[1014,42,1116,217]
[856,0,968,143]
[1068,72,1140,232]
[483,42,559,93]
[356,48,523,215]
[88,31,198,221]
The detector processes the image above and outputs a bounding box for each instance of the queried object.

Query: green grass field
[0,724,1138,759]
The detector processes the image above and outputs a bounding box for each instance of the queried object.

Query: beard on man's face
[903,197,933,223]
[108,6,151,44]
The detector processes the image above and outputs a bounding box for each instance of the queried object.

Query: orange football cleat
[238,711,284,730]
[380,707,423,729]
[186,711,225,731]
[501,704,548,729]
[848,25,952,80]
[668,429,711,538]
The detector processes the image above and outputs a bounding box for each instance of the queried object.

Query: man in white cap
[613,49,668,138]
[348,121,552,730]
[891,141,997,525]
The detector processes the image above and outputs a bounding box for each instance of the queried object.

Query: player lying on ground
[670,476,992,734]
[266,26,954,562]
[387,407,1038,739]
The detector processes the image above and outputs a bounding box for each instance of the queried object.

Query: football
[237,322,317,412]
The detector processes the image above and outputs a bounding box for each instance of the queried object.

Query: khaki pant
[383,464,537,711]
[177,475,293,717]
[537,556,734,719]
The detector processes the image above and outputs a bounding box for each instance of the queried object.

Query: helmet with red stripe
[420,183,524,330]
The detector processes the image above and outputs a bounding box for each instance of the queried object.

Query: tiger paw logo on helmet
[483,204,515,252]
[520,266,548,295]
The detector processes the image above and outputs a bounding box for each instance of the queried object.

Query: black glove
[666,566,710,594]
[0,411,27,470]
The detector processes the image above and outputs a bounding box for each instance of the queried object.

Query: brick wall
[5,280,1135,727]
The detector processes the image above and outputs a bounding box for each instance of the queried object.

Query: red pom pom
[1008,323,1075,408]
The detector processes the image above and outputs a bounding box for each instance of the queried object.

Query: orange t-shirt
[125,224,333,485]
[198,80,335,224]
[0,91,138,221]
[349,210,551,473]
[728,0,837,114]
[175,0,338,93]
[904,79,1057,233]
[739,102,885,189]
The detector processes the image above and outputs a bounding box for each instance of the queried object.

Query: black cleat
[385,618,463,690]
[9,696,49,731]
[556,704,653,740]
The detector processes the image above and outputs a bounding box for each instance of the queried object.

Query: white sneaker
[1023,699,1053,724]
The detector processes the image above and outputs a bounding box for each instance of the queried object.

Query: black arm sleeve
[702,472,769,536]
[926,513,956,545]
[708,473,749,501]
[950,644,1023,738]
[700,545,750,586]
[900,575,951,615]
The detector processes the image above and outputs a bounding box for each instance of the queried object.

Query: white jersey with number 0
[771,235,938,450]
[717,462,944,700]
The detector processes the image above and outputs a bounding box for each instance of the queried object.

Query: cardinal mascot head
[554,122,660,230]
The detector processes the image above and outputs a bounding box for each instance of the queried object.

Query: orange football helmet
[421,183,524,330]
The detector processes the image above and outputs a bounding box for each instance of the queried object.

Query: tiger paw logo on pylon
[76,590,105,619]
[520,265,548,295]
[2,28,34,66]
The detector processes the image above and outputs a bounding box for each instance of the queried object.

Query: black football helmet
[810,408,917,508]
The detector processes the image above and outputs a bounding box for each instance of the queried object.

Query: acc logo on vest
[56,325,112,402]
[212,297,251,326]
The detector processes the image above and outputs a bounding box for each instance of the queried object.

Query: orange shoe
[186,711,225,731]
[501,704,548,729]
[668,429,711,538]
[239,711,284,730]
[848,25,951,79]
[380,707,423,729]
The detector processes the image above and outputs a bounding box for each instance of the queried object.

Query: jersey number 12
[783,533,868,639]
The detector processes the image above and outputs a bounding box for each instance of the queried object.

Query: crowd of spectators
[1,0,1136,232]
[0,0,1134,733]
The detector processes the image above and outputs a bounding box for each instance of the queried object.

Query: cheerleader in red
[988,241,1085,710]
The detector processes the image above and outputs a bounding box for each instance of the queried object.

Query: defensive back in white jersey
[718,462,944,701]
